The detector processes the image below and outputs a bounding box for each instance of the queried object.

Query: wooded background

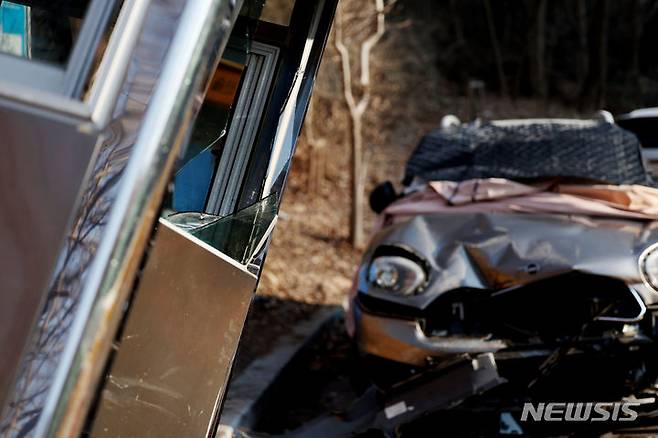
[259,0,658,307]
[432,0,658,113]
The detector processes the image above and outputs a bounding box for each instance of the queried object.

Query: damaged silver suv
[347,114,658,432]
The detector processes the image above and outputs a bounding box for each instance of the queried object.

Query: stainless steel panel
[0,0,339,434]
[90,219,257,438]
[36,0,244,435]
[0,0,190,435]
[0,105,96,411]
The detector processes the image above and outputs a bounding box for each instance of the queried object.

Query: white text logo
[520,402,640,422]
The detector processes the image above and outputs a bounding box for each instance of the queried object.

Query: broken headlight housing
[368,254,427,296]
[640,244,658,292]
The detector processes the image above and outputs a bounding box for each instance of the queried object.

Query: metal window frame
[0,1,154,433]
[263,0,326,196]
[0,0,147,128]
[32,0,245,435]
[0,0,339,435]
[206,41,279,216]
[0,0,116,95]
[235,0,337,211]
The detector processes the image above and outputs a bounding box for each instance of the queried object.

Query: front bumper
[354,304,507,366]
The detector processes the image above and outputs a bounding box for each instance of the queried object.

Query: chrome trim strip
[87,0,153,127]
[0,78,91,119]
[638,242,658,293]
[34,0,243,436]
[596,287,648,323]
[263,0,326,195]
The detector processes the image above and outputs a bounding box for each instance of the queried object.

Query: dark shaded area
[248,314,367,433]
[233,296,333,375]
[396,0,658,114]
[619,115,658,149]
[245,312,658,436]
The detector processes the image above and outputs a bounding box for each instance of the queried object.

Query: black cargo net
[404,121,653,186]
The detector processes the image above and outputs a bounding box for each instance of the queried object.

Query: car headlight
[368,255,427,296]
[640,244,658,292]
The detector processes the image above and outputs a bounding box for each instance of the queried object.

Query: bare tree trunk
[534,0,548,99]
[350,113,364,246]
[335,0,387,248]
[483,0,508,97]
[305,100,327,196]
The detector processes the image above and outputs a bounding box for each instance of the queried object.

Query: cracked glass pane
[165,193,278,265]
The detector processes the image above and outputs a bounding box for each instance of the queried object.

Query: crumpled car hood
[359,212,658,309]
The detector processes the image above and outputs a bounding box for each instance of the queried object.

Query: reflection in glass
[162,0,282,264]
[0,0,90,65]
[165,0,281,214]
[260,0,295,26]
[166,193,279,265]
[168,51,246,212]
[81,0,123,98]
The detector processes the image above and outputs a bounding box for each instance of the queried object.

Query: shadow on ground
[228,296,366,434]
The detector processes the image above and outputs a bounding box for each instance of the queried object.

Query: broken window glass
[168,46,247,213]
[165,193,278,265]
[162,0,283,265]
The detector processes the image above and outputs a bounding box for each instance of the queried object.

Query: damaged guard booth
[0,0,337,436]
